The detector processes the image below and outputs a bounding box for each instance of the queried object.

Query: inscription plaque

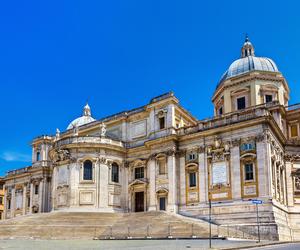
[212,162,227,185]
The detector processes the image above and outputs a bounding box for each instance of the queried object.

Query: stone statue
[54,149,70,162]
[100,123,106,137]
[55,128,60,140]
[73,125,78,136]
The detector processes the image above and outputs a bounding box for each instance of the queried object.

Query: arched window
[36,152,40,161]
[83,160,93,180]
[111,163,119,183]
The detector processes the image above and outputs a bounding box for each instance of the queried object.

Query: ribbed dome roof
[218,36,279,85]
[67,103,96,130]
[220,56,278,82]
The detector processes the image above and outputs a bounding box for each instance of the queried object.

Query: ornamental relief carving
[207,137,230,163]
[285,154,300,162]
[98,157,107,164]
[51,148,73,163]
[149,147,177,160]
[295,176,300,191]
[255,133,265,142]
[128,159,147,169]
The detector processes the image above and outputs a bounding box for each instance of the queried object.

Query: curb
[219,241,299,250]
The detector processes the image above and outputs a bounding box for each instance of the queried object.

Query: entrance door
[135,192,144,212]
[159,197,166,211]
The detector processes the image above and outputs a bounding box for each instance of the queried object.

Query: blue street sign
[252,199,263,204]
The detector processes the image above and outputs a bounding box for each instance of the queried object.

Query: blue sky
[0,0,300,175]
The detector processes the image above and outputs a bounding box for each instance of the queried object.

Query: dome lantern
[241,34,255,58]
[83,103,92,117]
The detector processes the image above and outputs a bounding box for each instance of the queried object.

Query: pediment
[129,178,148,187]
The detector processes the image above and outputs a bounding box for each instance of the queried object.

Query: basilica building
[2,37,300,240]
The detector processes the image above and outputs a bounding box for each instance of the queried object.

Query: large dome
[67,103,96,130]
[218,36,279,85]
[220,56,279,82]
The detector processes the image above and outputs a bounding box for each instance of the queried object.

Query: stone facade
[2,37,300,241]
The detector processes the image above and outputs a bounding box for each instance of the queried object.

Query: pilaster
[11,187,15,218]
[230,146,241,200]
[167,153,178,213]
[30,183,33,214]
[22,185,27,215]
[179,155,186,205]
[148,159,156,211]
[99,162,109,208]
[256,141,267,197]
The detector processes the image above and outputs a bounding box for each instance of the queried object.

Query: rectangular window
[189,172,197,187]
[245,163,254,181]
[111,163,119,183]
[237,97,246,110]
[34,184,39,195]
[291,124,298,138]
[241,143,254,151]
[265,94,273,103]
[135,167,144,179]
[158,159,166,175]
[8,199,11,210]
[0,184,3,189]
[0,197,2,204]
[218,107,223,115]
[83,160,93,181]
[188,153,196,161]
[159,117,165,130]
[27,197,30,208]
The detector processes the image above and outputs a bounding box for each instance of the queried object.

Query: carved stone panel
[79,190,95,205]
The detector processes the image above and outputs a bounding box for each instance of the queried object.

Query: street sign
[252,199,263,205]
[252,199,262,243]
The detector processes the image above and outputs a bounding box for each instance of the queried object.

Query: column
[38,180,43,213]
[168,153,178,213]
[285,162,294,206]
[3,185,7,219]
[11,186,15,218]
[99,162,109,208]
[179,155,186,205]
[256,141,267,197]
[124,167,129,212]
[199,151,207,203]
[22,184,27,215]
[282,167,287,206]
[230,146,241,200]
[95,160,100,208]
[30,183,34,214]
[148,159,156,211]
[267,143,275,198]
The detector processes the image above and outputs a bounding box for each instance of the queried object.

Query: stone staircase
[0,211,224,240]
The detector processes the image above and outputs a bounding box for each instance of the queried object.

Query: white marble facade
[3,37,300,240]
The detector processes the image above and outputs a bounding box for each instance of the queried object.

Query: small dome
[218,36,279,86]
[67,103,96,130]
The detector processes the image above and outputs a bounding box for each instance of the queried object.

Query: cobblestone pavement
[0,239,285,250]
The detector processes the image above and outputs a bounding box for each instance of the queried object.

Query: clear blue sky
[0,0,299,175]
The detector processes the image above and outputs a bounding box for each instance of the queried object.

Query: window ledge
[80,180,95,184]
